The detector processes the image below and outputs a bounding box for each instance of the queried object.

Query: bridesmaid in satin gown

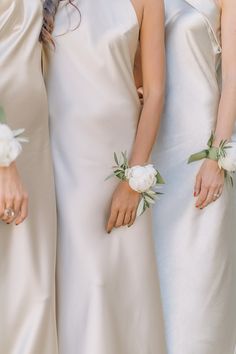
[0,1,57,353]
[153,0,236,353]
[41,0,166,353]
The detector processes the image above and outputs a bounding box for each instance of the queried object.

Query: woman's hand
[106,181,140,234]
[194,159,224,209]
[0,163,28,225]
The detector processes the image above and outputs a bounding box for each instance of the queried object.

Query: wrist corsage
[107,152,165,216]
[0,106,28,167]
[188,133,235,185]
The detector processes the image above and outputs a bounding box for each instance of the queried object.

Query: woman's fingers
[1,197,14,224]
[194,174,202,197]
[0,198,4,219]
[106,207,118,234]
[115,211,125,228]
[128,210,137,228]
[6,196,22,224]
[201,187,217,208]
[123,210,132,226]
[195,185,208,208]
[196,184,223,209]
[15,195,28,225]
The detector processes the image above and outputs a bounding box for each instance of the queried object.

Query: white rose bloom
[0,124,23,167]
[126,165,157,193]
[218,142,236,172]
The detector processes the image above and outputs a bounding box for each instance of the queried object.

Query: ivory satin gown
[153,1,236,353]
[45,1,166,353]
[0,1,57,353]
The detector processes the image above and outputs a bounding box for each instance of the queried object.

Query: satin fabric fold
[44,0,166,353]
[153,1,236,353]
[0,1,58,353]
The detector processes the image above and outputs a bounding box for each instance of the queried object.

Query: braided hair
[40,0,60,44]
[40,0,80,46]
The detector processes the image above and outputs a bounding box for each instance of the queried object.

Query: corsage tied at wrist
[0,107,28,167]
[107,152,165,216]
[188,133,236,185]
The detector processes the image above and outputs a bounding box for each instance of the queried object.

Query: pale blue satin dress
[44,1,166,353]
[153,1,236,353]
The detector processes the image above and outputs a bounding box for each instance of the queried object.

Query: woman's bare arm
[106,0,165,232]
[194,0,236,209]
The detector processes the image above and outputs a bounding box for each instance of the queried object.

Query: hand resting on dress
[194,159,224,209]
[106,181,140,233]
[0,163,28,225]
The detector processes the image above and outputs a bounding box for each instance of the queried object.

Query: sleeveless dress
[44,1,166,353]
[0,1,58,353]
[153,1,236,353]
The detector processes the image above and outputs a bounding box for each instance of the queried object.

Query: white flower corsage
[0,107,28,167]
[188,133,235,186]
[107,152,165,216]
[218,142,236,173]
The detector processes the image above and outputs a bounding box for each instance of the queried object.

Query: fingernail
[194,192,197,197]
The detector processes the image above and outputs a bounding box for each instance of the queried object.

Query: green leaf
[114,152,119,165]
[144,195,156,204]
[156,171,165,184]
[105,173,115,181]
[136,198,145,217]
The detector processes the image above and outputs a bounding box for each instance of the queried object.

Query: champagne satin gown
[153,1,236,353]
[44,1,166,353]
[0,1,57,353]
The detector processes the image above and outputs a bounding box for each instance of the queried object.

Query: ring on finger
[4,208,16,218]
[213,193,221,200]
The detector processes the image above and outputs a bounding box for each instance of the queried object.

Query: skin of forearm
[129,90,164,166]
[214,73,236,145]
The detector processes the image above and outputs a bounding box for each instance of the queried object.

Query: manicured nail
[194,192,197,197]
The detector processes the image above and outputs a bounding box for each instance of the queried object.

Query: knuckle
[128,205,135,212]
